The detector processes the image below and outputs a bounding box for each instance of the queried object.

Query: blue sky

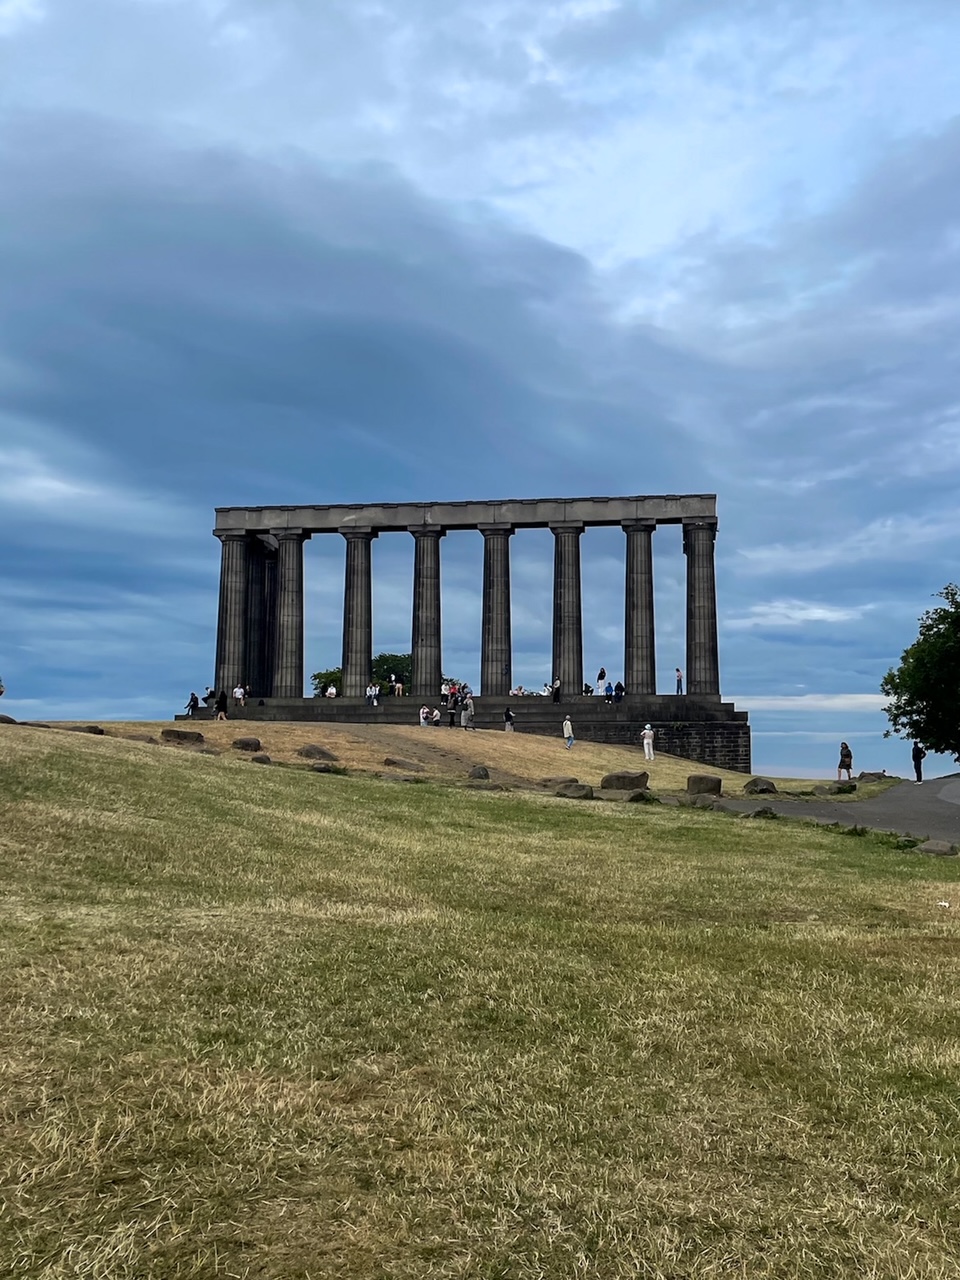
[2,0,959,777]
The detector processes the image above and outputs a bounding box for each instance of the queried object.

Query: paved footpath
[723,775,960,844]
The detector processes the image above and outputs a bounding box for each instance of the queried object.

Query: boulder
[858,771,886,783]
[687,774,722,796]
[539,776,579,786]
[311,763,340,774]
[232,737,262,753]
[916,840,958,857]
[815,781,857,796]
[744,776,778,795]
[600,770,649,791]
[692,794,720,809]
[468,765,490,780]
[250,754,272,765]
[623,788,659,804]
[0,714,16,724]
[739,806,778,820]
[555,782,594,800]
[298,744,339,762]
[161,728,205,746]
[64,724,106,735]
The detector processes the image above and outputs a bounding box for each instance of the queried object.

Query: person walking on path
[185,691,200,717]
[675,667,683,695]
[562,716,574,749]
[641,723,655,761]
[837,741,853,781]
[912,741,927,784]
[215,690,228,721]
[460,703,475,731]
[503,707,515,731]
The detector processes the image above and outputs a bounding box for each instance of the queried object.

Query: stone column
[480,524,513,697]
[683,518,720,696]
[214,531,249,696]
[244,537,268,697]
[340,527,378,698]
[623,520,656,695]
[550,522,584,698]
[271,528,308,698]
[410,527,445,698]
[262,546,278,697]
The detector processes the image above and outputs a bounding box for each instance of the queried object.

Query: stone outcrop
[555,782,594,800]
[233,737,262,752]
[161,728,205,745]
[744,777,777,795]
[298,743,339,761]
[687,774,722,796]
[600,770,649,791]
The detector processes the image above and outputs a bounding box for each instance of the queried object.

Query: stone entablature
[211,493,722,706]
[214,493,716,534]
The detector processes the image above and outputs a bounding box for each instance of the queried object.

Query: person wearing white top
[232,684,246,707]
[641,723,655,761]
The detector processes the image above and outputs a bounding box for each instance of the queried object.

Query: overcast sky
[2,0,958,775]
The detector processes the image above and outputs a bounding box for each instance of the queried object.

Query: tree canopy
[881,583,960,761]
[310,652,412,696]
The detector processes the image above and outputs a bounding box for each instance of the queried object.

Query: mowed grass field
[1,724,958,1279]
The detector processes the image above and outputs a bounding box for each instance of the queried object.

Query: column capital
[549,521,585,534]
[339,526,379,541]
[622,519,657,534]
[683,518,717,551]
[479,523,514,537]
[270,527,309,542]
[213,528,249,542]
[408,525,446,538]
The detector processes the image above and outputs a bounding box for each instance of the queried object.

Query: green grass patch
[2,726,960,1278]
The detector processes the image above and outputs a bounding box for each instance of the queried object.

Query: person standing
[215,689,228,721]
[837,741,853,781]
[912,741,927,784]
[596,667,606,694]
[503,707,515,732]
[552,677,562,704]
[641,723,655,761]
[562,715,574,749]
[675,667,683,695]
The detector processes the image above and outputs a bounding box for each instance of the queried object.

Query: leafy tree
[309,652,463,697]
[881,583,960,760]
[310,652,414,697]
[310,665,342,696]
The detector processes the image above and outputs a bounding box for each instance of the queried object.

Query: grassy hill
[2,722,958,1278]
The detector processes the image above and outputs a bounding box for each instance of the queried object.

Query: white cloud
[734,515,957,575]
[0,0,44,38]
[725,599,874,629]
[735,693,887,712]
[0,442,200,537]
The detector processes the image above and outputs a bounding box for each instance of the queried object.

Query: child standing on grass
[563,716,574,749]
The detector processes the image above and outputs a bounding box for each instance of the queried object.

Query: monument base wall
[179,694,751,773]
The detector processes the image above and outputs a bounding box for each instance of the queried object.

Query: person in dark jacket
[837,742,853,780]
[912,741,927,784]
[185,691,200,716]
[215,689,228,721]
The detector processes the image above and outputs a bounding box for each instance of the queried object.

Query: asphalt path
[723,775,960,844]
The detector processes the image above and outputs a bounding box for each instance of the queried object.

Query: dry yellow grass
[57,718,805,795]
